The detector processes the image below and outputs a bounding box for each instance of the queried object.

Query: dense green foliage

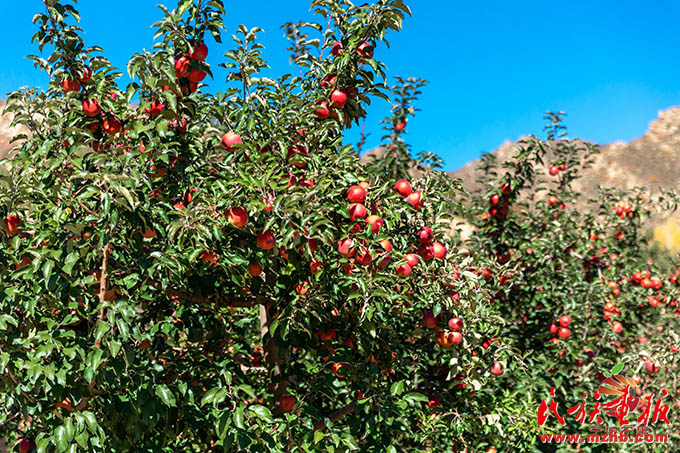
[0,1,678,452]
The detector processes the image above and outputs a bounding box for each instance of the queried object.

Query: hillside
[448,107,680,250]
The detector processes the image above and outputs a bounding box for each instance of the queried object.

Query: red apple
[349,203,367,220]
[355,247,372,266]
[645,361,659,374]
[337,238,355,257]
[331,89,348,108]
[417,244,434,261]
[448,317,463,332]
[432,241,447,259]
[226,207,248,228]
[187,68,207,83]
[427,395,441,409]
[559,315,571,327]
[423,311,437,329]
[174,54,191,78]
[346,185,367,203]
[405,254,419,268]
[365,215,383,233]
[103,117,122,135]
[248,262,262,277]
[331,41,344,56]
[221,131,242,149]
[280,395,296,413]
[357,41,374,58]
[394,179,412,197]
[491,361,504,376]
[314,101,331,119]
[256,231,276,250]
[61,78,81,93]
[82,99,101,117]
[78,66,92,83]
[558,327,570,339]
[18,439,36,453]
[549,165,559,176]
[417,226,434,244]
[5,215,21,237]
[190,41,208,61]
[396,263,411,276]
[406,191,423,209]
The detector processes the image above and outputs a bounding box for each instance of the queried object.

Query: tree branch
[146,280,262,308]
[313,400,357,431]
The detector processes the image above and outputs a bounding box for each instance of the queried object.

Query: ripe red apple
[417,226,434,244]
[174,54,191,78]
[331,41,344,56]
[432,241,447,259]
[406,191,423,209]
[221,131,242,149]
[82,98,101,117]
[61,78,81,93]
[103,117,122,135]
[547,195,559,207]
[256,231,276,250]
[248,262,262,277]
[18,439,36,453]
[396,263,411,276]
[612,321,623,334]
[346,185,367,203]
[558,327,570,339]
[549,165,559,176]
[448,317,463,332]
[645,361,659,374]
[349,203,367,220]
[319,328,337,342]
[5,215,21,237]
[190,41,208,61]
[314,101,331,119]
[331,89,348,108]
[423,311,437,328]
[149,100,166,117]
[394,179,412,197]
[200,251,219,266]
[427,395,441,409]
[491,361,504,376]
[365,215,383,233]
[405,254,419,268]
[320,73,337,88]
[280,395,296,413]
[355,247,372,266]
[337,238,355,257]
[379,239,393,252]
[78,66,93,83]
[449,331,463,345]
[559,315,571,327]
[357,41,374,58]
[549,323,558,334]
[417,244,434,261]
[187,67,207,83]
[226,206,248,228]
[490,194,502,206]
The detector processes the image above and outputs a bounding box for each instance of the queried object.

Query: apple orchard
[1,0,679,452]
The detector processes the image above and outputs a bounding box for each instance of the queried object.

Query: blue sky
[2,1,679,171]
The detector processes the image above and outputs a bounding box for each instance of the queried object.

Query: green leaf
[403,392,428,404]
[155,384,176,407]
[234,405,245,429]
[62,251,79,275]
[248,405,273,423]
[390,381,404,396]
[54,425,68,452]
[612,362,624,375]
